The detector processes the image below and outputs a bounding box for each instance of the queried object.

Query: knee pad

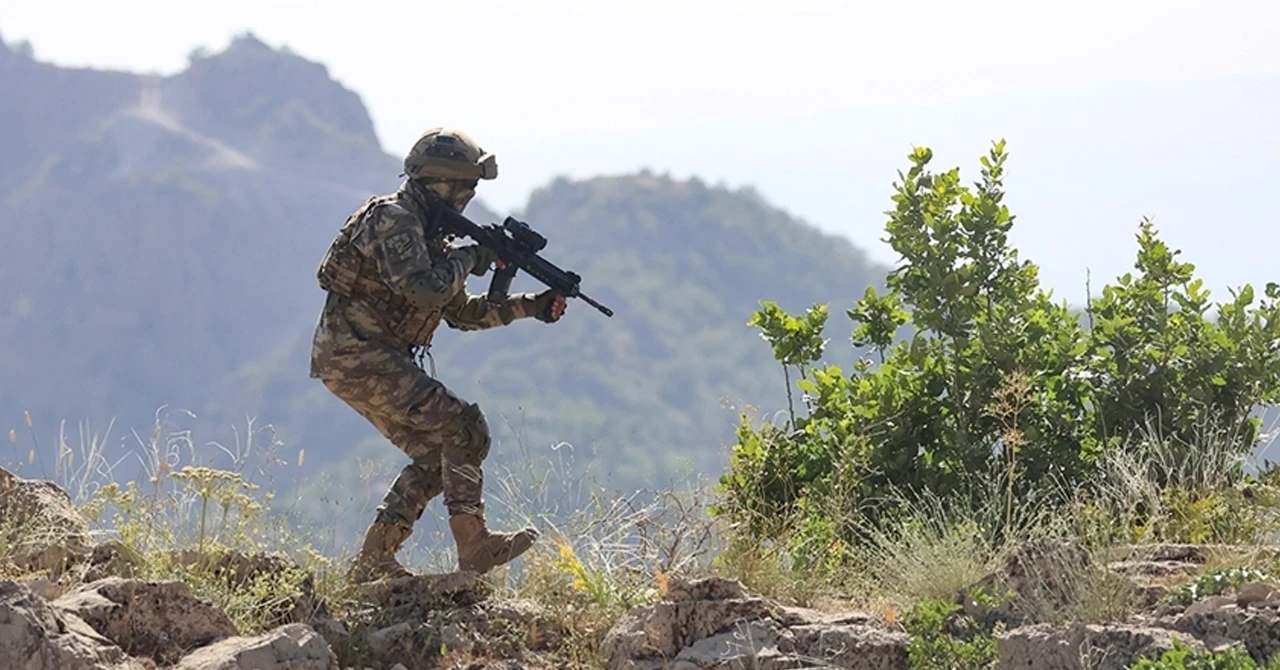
[444,402,491,464]
[460,402,492,461]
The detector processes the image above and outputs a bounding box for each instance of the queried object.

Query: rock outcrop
[0,579,151,670]
[55,577,239,664]
[0,576,338,670]
[329,572,559,670]
[1156,582,1280,662]
[81,545,335,631]
[14,468,1280,668]
[0,465,96,579]
[997,622,1205,669]
[602,576,909,670]
[172,623,338,670]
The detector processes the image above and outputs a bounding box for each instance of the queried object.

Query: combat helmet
[403,127,498,182]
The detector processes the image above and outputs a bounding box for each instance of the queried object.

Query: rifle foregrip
[486,264,517,304]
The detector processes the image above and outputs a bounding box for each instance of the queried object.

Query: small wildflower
[554,536,575,561]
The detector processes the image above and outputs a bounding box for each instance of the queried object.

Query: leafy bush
[1131,640,1280,669]
[902,597,999,670]
[718,141,1280,555]
[1162,566,1277,607]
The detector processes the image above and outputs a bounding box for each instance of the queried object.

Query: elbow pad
[402,273,455,312]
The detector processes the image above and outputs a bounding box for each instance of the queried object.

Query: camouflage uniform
[310,128,562,582]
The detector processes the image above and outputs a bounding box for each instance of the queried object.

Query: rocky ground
[6,467,1280,669]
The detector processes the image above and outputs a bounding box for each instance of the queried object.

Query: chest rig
[316,194,448,345]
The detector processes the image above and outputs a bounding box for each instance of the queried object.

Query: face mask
[427,180,478,212]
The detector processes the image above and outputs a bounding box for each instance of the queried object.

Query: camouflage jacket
[309,181,540,378]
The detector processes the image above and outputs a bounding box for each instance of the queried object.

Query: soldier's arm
[361,203,481,311]
[442,291,541,331]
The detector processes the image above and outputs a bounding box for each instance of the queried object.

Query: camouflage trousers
[318,346,491,531]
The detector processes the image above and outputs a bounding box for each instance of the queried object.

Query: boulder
[172,623,337,670]
[335,573,554,670]
[968,538,1107,626]
[997,622,1204,669]
[83,545,333,629]
[54,577,238,665]
[0,579,151,670]
[0,466,95,579]
[1162,597,1280,663]
[602,576,908,670]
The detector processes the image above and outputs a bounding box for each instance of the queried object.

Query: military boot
[449,512,539,574]
[348,520,414,584]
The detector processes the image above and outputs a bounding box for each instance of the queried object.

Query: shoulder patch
[383,230,418,261]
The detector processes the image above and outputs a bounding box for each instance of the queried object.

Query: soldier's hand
[465,245,499,276]
[533,290,567,323]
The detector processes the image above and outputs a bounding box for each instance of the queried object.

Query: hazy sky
[5,0,1280,302]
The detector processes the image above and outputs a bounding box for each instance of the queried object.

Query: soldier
[309,127,566,583]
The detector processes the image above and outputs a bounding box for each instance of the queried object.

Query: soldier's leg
[428,401,539,574]
[318,354,450,582]
[437,401,490,517]
[366,373,538,574]
[377,457,443,530]
[320,346,535,576]
[333,396,445,525]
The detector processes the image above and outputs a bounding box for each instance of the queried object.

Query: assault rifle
[430,205,614,318]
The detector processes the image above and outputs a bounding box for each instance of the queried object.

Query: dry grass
[7,402,1280,668]
[3,408,356,634]
[479,447,724,667]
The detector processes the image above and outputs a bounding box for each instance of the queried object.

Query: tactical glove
[461,244,499,276]
[530,290,567,323]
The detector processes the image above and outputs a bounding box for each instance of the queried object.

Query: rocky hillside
[0,31,887,504]
[0,31,400,440]
[6,465,1280,670]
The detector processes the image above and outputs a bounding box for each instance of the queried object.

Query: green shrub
[902,597,999,670]
[1131,640,1280,669]
[1162,566,1277,607]
[718,141,1280,557]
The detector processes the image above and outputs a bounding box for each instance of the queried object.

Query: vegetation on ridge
[719,140,1280,564]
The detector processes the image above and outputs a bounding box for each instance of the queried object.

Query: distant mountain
[1,33,382,444]
[0,32,888,529]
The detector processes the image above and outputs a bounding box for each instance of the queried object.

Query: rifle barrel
[578,292,614,317]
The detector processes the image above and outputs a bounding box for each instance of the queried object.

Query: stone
[671,619,785,669]
[665,576,749,603]
[1184,595,1238,616]
[1108,561,1202,579]
[0,466,95,579]
[0,579,151,670]
[1165,603,1280,663]
[787,624,909,669]
[18,576,62,601]
[1237,582,1280,608]
[997,622,1204,669]
[54,577,238,665]
[601,576,908,670]
[84,546,333,630]
[603,594,775,667]
[173,623,337,670]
